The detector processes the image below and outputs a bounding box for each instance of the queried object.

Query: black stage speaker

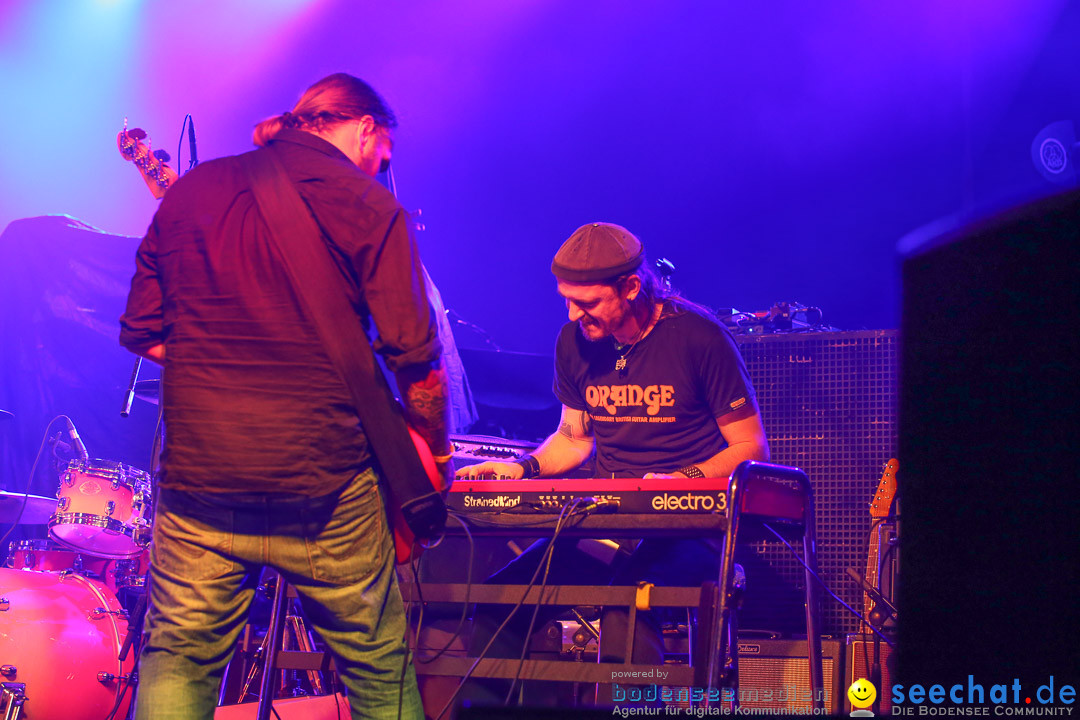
[899,188,1080,687]
[734,331,899,637]
[735,636,844,714]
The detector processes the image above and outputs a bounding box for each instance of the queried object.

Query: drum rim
[64,457,151,484]
[7,538,58,551]
[48,513,148,559]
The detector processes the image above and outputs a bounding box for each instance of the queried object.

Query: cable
[429,498,613,719]
[0,415,62,550]
[432,514,563,719]
[762,523,895,648]
[503,497,582,705]
[414,514,476,665]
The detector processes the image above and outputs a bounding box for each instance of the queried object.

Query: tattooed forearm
[396,364,451,455]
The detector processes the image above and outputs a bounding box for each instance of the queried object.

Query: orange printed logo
[585,384,675,416]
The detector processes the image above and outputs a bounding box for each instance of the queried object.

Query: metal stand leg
[255,573,288,720]
[1,683,26,720]
[708,461,825,713]
[286,601,325,695]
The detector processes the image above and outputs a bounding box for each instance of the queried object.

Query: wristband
[515,454,541,479]
[676,465,705,479]
[431,453,454,465]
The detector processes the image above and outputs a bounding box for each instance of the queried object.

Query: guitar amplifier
[734,636,844,714]
[734,330,899,637]
[846,633,895,714]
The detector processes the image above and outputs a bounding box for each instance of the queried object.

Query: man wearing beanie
[458,222,768,703]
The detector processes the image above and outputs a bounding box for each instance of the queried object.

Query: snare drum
[5,538,81,572]
[0,567,134,720]
[50,458,151,559]
[5,539,124,593]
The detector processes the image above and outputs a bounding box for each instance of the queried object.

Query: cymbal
[134,379,160,405]
[0,490,55,525]
[0,409,12,422]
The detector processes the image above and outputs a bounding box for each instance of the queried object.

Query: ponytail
[252,73,396,147]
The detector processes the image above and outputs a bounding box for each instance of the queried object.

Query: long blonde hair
[253,73,397,147]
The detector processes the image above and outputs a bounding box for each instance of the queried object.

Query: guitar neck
[861,521,884,633]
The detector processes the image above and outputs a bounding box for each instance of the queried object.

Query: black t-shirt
[554,302,755,477]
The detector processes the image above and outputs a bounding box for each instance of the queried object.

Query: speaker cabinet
[734,637,844,714]
[846,633,895,714]
[899,187,1080,684]
[735,331,899,636]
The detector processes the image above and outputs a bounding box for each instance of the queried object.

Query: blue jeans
[134,467,422,720]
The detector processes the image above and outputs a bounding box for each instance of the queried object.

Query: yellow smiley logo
[848,678,877,709]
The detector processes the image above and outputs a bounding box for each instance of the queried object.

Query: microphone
[121,356,142,418]
[64,417,90,460]
[187,115,198,168]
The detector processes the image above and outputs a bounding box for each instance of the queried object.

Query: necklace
[613,304,660,372]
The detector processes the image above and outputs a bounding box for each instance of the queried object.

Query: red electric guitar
[861,458,898,632]
[117,122,442,565]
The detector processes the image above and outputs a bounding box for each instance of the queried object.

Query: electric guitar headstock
[117,119,178,199]
[869,458,898,519]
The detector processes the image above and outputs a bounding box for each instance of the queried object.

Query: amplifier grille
[736,637,843,714]
[734,330,899,637]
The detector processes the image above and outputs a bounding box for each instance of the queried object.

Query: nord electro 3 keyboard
[448,477,727,514]
[442,477,804,538]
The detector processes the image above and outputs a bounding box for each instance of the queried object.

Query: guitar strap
[242,145,446,540]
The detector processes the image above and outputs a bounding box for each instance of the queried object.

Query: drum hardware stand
[1,682,26,720]
[119,592,147,665]
[234,573,329,718]
[48,431,71,476]
[286,609,326,695]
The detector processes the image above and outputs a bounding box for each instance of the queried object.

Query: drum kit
[1,399,336,720]
[1,406,153,720]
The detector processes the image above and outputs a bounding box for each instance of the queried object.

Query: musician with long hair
[121,73,449,720]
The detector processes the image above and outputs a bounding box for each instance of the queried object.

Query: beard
[579,318,609,341]
[578,301,635,342]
